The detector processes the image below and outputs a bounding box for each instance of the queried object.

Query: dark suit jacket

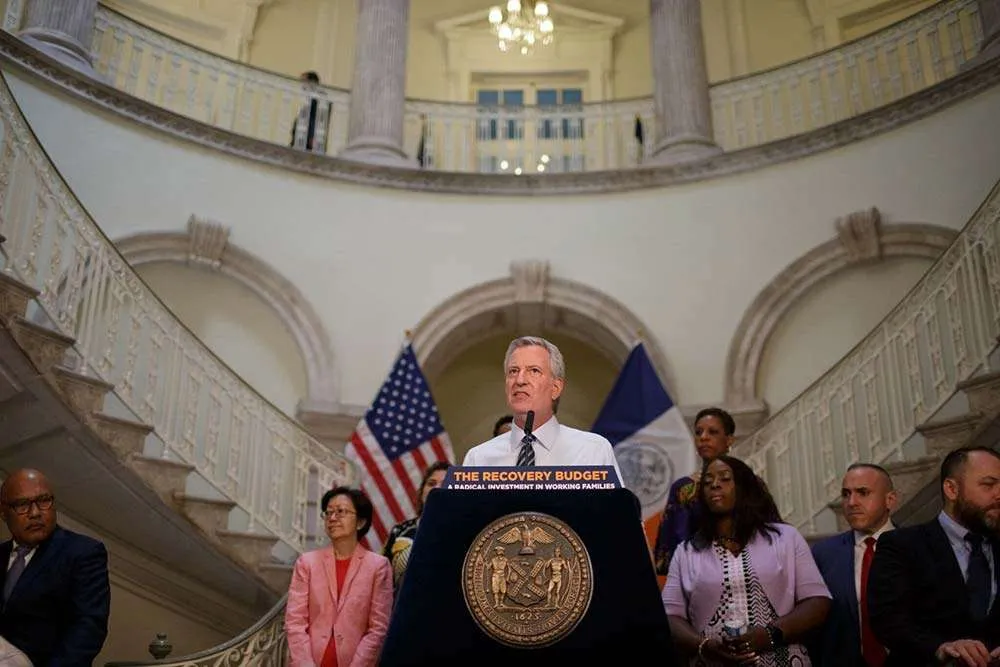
[868,518,1000,667]
[810,530,865,667]
[0,526,111,666]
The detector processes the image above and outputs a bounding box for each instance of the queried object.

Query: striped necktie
[516,434,536,467]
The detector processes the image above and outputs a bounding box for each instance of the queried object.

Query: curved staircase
[0,60,354,621]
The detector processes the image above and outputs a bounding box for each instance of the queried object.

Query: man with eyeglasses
[0,468,110,666]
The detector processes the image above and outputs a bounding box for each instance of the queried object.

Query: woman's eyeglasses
[322,508,356,519]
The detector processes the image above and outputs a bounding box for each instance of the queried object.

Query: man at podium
[380,336,675,665]
[463,336,624,482]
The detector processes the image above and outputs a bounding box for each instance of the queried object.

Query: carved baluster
[205,386,222,478]
[788,76,803,134]
[947,16,966,67]
[144,325,163,423]
[905,35,924,90]
[22,190,48,282]
[147,47,163,103]
[185,61,200,118]
[107,30,126,88]
[124,39,143,95]
[807,72,823,128]
[885,44,903,99]
[841,387,860,463]
[825,61,842,120]
[221,70,238,130]
[768,84,783,140]
[181,363,201,459]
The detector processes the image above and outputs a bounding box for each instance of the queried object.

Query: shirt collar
[509,415,559,453]
[854,518,895,546]
[938,509,971,543]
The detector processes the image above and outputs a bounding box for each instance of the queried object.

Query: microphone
[524,410,535,437]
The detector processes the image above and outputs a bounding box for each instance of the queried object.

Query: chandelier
[488,0,555,55]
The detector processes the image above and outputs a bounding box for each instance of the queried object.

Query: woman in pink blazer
[285,486,394,667]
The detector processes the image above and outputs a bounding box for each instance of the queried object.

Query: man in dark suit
[0,469,111,665]
[869,446,1000,667]
[811,463,897,667]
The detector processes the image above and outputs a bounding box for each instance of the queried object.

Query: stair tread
[130,455,196,472]
[51,365,115,390]
[216,529,278,542]
[8,315,75,344]
[173,492,237,508]
[882,455,940,473]
[0,272,39,297]
[915,411,983,432]
[957,370,1000,390]
[89,412,154,432]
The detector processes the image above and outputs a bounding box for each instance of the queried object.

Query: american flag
[344,344,453,552]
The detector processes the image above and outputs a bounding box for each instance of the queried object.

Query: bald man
[0,469,110,666]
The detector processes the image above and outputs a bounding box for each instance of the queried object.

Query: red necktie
[860,536,887,667]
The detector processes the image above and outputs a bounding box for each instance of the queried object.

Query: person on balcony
[868,446,1000,667]
[382,461,449,595]
[663,455,831,666]
[809,463,897,667]
[290,71,332,154]
[286,486,393,667]
[653,407,736,576]
[0,468,111,666]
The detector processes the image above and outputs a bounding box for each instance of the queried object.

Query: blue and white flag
[591,343,696,520]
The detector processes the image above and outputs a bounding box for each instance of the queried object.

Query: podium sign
[443,465,621,491]
[379,488,676,666]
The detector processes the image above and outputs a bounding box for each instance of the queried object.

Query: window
[537,88,584,140]
[477,89,524,141]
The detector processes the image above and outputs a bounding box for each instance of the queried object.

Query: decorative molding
[511,259,549,303]
[114,228,339,410]
[723,221,958,410]
[185,215,229,268]
[835,206,883,263]
[1,29,997,195]
[410,263,673,391]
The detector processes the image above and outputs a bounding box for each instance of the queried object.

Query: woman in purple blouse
[653,407,736,575]
[663,456,831,666]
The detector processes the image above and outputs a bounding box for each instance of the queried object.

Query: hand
[936,639,991,667]
[703,638,757,665]
[734,626,773,654]
[990,647,1000,666]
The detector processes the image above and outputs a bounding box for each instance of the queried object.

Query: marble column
[18,0,98,76]
[340,0,411,167]
[649,0,722,165]
[976,0,1000,62]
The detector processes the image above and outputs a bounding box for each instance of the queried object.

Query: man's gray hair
[503,336,565,379]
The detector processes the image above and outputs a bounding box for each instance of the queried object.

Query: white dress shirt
[462,416,624,484]
[7,541,36,569]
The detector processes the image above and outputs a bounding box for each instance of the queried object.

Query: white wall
[758,256,935,410]
[134,262,309,416]
[5,69,1000,412]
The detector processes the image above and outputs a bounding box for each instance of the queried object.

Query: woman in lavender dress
[663,456,831,666]
[653,407,736,575]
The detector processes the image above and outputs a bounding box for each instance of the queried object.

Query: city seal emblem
[462,512,593,648]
